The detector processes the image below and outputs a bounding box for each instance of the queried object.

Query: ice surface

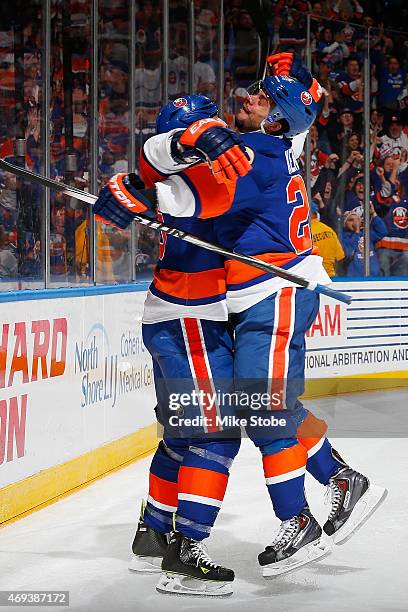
[0,389,407,611]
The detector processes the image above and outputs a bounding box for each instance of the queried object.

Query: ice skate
[156,531,234,597]
[128,501,169,573]
[323,467,388,545]
[258,507,332,578]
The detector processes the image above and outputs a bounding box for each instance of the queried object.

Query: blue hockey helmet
[155,95,218,134]
[251,76,318,138]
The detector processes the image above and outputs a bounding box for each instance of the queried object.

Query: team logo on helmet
[393,206,408,229]
[173,97,188,108]
[300,91,313,105]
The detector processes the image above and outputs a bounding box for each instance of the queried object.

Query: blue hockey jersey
[155,130,330,313]
[140,130,230,323]
[341,215,387,276]
[376,198,408,252]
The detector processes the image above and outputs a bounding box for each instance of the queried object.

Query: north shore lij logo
[74,324,153,408]
[75,323,117,408]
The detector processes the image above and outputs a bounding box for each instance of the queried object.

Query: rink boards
[0,279,407,524]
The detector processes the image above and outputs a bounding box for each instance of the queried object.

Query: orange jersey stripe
[377,238,408,251]
[225,248,319,286]
[149,473,178,507]
[153,267,226,300]
[270,287,295,406]
[262,443,307,478]
[178,465,228,500]
[182,318,219,433]
[183,164,237,218]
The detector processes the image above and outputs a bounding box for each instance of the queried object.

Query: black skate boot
[323,466,387,545]
[156,531,234,597]
[258,507,332,578]
[128,501,169,573]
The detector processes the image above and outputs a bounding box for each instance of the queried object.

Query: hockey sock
[299,437,346,486]
[261,441,308,521]
[144,439,188,534]
[176,438,240,540]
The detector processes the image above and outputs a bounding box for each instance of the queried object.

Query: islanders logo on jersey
[301,91,313,105]
[173,97,188,108]
[393,206,408,229]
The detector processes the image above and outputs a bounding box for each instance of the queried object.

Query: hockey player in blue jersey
[94,88,331,592]
[162,70,386,576]
[93,54,387,591]
[141,99,250,595]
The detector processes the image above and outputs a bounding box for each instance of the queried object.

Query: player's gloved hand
[267,52,313,89]
[93,173,154,229]
[177,118,252,183]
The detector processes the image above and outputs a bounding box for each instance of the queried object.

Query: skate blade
[262,537,332,579]
[128,554,163,574]
[156,572,233,597]
[333,485,388,545]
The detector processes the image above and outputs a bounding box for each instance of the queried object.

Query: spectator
[103,225,132,281]
[0,225,17,278]
[316,57,341,106]
[341,205,387,276]
[341,131,363,163]
[397,81,408,127]
[49,202,68,280]
[194,54,217,96]
[309,124,331,186]
[336,56,363,113]
[341,23,358,55]
[371,156,399,207]
[231,10,258,87]
[378,56,407,114]
[317,26,349,66]
[313,178,340,230]
[331,0,364,23]
[75,218,114,283]
[327,107,358,156]
[379,114,408,159]
[277,11,306,51]
[310,200,345,277]
[342,173,365,213]
[370,108,385,135]
[399,151,408,195]
[195,4,217,59]
[336,134,364,181]
[0,168,17,214]
[375,183,408,276]
[370,108,385,159]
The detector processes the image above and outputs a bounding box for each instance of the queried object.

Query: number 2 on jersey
[286,175,312,255]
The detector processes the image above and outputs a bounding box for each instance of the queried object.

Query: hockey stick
[0,159,351,304]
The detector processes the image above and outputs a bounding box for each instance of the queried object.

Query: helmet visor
[243,80,277,115]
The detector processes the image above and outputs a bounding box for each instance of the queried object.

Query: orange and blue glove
[267,52,323,103]
[175,118,252,183]
[267,52,313,89]
[93,173,155,229]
